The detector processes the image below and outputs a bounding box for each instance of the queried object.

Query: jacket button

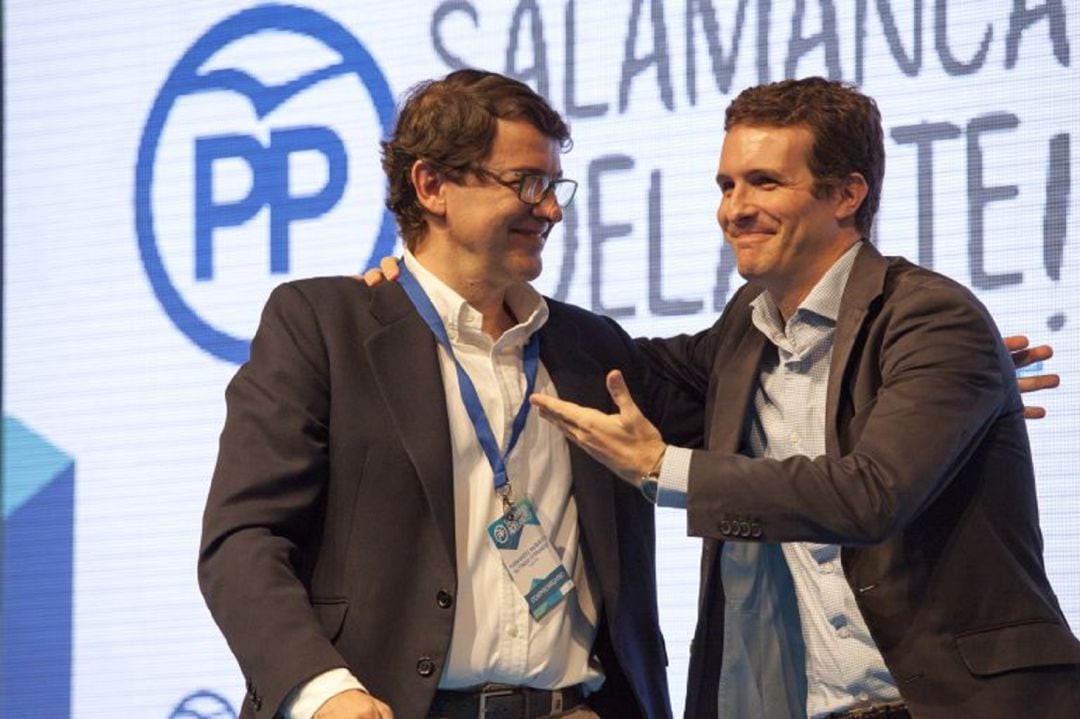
[246,679,262,711]
[739,521,751,537]
[750,522,762,538]
[436,589,453,609]
[719,520,732,535]
[417,656,436,677]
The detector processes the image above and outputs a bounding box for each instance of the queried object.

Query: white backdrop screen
[3,1,1078,717]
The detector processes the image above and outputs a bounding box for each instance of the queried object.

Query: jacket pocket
[311,598,349,642]
[955,619,1080,676]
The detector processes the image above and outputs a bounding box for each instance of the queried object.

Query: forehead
[718,123,814,174]
[487,118,563,171]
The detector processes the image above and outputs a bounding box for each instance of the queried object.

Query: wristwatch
[639,472,660,504]
[640,446,666,504]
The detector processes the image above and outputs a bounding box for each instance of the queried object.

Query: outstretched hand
[530,369,666,485]
[1004,335,1059,419]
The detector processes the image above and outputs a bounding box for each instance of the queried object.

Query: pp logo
[168,690,236,719]
[136,4,396,364]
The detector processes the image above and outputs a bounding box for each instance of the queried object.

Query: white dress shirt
[286,252,601,718]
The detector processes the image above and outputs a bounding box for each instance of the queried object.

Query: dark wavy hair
[381,69,571,250]
[725,77,885,237]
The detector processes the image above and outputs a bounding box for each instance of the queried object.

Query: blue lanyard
[398,263,540,500]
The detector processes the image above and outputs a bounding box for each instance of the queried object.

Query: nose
[718,183,753,229]
[532,191,563,224]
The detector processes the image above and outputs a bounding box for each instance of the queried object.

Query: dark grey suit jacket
[640,244,1080,718]
[199,277,701,719]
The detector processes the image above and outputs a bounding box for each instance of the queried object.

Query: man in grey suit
[532,77,1080,718]
[199,70,698,719]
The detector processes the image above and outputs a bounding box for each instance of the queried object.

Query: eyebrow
[715,168,783,186]
[493,164,564,178]
[520,168,564,179]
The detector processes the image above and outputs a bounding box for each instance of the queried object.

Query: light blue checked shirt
[660,242,901,718]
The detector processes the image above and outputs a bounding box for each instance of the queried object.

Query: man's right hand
[360,257,402,286]
[1005,335,1059,419]
[313,689,394,719]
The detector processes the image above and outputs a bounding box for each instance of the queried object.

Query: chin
[519,262,543,283]
[509,253,544,283]
[733,249,774,281]
[733,259,760,281]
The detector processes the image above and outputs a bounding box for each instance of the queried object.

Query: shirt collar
[402,250,549,347]
[750,240,864,342]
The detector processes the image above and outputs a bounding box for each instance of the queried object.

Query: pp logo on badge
[136,4,397,364]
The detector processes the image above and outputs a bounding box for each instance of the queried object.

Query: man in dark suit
[199,70,698,719]
[531,77,1080,718]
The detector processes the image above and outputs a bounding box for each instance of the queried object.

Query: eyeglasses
[473,166,578,208]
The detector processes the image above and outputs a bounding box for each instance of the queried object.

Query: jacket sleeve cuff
[656,445,691,509]
[282,667,366,719]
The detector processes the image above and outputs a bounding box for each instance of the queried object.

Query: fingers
[361,268,386,286]
[1011,343,1053,369]
[379,256,401,280]
[531,395,594,450]
[532,385,664,482]
[372,697,394,719]
[1023,406,1047,420]
[1018,373,1060,393]
[1018,371,1059,420]
[1003,335,1029,352]
[534,403,575,435]
[530,394,586,430]
[531,393,613,448]
[312,689,393,719]
[1010,337,1056,423]
[606,370,642,419]
[356,257,401,287]
[1004,335,1053,370]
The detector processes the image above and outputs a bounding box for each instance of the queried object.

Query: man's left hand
[531,370,666,485]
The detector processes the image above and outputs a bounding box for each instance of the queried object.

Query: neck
[770,237,860,320]
[412,246,517,340]
[770,286,807,322]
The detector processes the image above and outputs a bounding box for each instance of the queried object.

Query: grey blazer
[639,243,1080,718]
[199,277,701,719]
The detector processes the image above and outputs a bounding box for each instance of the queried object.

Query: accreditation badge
[487,497,574,620]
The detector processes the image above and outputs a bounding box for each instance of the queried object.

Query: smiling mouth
[512,227,549,241]
[728,230,774,243]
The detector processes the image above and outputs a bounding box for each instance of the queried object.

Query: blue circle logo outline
[168,689,237,719]
[136,3,397,364]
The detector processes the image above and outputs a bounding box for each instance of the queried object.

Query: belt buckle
[477,687,523,719]
[845,702,903,719]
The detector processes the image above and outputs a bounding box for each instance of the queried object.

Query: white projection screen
[3,1,1078,716]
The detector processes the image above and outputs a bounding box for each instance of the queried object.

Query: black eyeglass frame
[471,165,579,208]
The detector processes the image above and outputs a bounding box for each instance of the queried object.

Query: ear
[834,172,869,224]
[411,160,447,217]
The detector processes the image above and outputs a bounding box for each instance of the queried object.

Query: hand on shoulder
[313,689,394,719]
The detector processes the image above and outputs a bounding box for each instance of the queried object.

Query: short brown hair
[725,77,885,236]
[381,69,571,250]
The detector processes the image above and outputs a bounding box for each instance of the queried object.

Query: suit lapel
[710,305,769,453]
[825,243,888,457]
[365,283,457,563]
[538,310,621,610]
